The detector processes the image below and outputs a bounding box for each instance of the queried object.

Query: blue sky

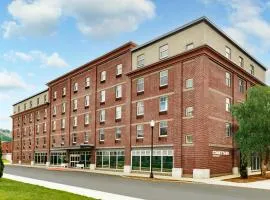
[0,0,270,130]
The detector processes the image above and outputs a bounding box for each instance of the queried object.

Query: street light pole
[150,120,155,178]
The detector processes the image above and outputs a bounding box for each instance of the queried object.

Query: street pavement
[4,165,270,200]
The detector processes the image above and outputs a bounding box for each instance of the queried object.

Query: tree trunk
[261,149,269,177]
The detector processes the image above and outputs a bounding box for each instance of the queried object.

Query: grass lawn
[0,178,96,200]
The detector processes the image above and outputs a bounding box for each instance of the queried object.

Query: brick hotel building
[11,17,267,178]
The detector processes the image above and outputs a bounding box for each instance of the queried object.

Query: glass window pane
[152,156,161,172]
[163,156,173,172]
[141,156,150,171]
[132,156,140,170]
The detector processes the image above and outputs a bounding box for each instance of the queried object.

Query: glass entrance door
[251,153,261,171]
[70,154,80,168]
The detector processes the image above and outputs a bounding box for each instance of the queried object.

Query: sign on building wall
[212,150,230,157]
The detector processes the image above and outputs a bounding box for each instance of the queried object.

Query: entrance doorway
[70,154,80,168]
[251,153,261,171]
[69,151,91,168]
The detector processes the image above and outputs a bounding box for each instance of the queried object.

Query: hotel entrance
[69,151,91,168]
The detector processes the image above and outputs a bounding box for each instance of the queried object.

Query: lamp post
[150,120,155,178]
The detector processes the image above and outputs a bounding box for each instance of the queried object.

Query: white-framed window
[85,77,90,88]
[101,71,106,82]
[99,129,105,141]
[159,44,168,59]
[52,121,56,131]
[225,46,231,59]
[73,116,78,127]
[249,64,254,75]
[53,106,57,116]
[30,113,33,122]
[53,91,57,100]
[62,103,66,114]
[73,99,78,111]
[84,114,90,125]
[239,56,244,67]
[137,101,144,116]
[100,90,106,103]
[239,79,244,93]
[185,78,193,89]
[29,100,32,108]
[160,70,168,87]
[73,82,78,92]
[185,135,193,144]
[115,106,122,120]
[115,85,122,99]
[37,124,40,133]
[226,98,231,112]
[186,43,194,50]
[84,132,89,143]
[137,54,145,68]
[137,78,144,93]
[61,119,65,129]
[43,123,47,132]
[24,103,26,110]
[185,107,193,117]
[159,96,168,112]
[62,87,66,97]
[44,109,47,119]
[36,111,40,120]
[115,127,121,140]
[136,124,144,138]
[226,123,232,137]
[225,72,231,87]
[116,64,122,76]
[44,94,47,103]
[85,95,90,107]
[100,109,105,122]
[159,121,168,137]
[37,98,40,105]
[72,133,77,144]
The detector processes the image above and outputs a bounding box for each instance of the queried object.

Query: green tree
[0,139,4,178]
[232,86,270,177]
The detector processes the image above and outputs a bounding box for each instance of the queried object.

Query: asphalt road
[4,165,270,200]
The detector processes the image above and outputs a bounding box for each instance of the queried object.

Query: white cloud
[3,50,68,68]
[0,70,29,90]
[2,0,155,38]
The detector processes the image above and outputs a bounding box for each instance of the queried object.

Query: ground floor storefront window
[34,152,47,164]
[50,152,67,166]
[69,151,91,168]
[96,150,125,169]
[251,153,261,171]
[131,149,173,172]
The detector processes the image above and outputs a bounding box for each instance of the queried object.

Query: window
[226,98,231,112]
[24,103,27,110]
[100,90,105,103]
[52,121,56,131]
[43,123,47,132]
[62,103,66,114]
[53,91,57,100]
[85,77,90,88]
[160,70,168,87]
[73,99,78,111]
[62,87,66,97]
[116,106,122,120]
[137,54,145,68]
[101,71,106,82]
[85,95,90,107]
[159,121,168,137]
[84,132,89,143]
[185,135,193,144]
[137,78,144,93]
[99,129,105,141]
[116,64,122,76]
[159,44,168,59]
[186,43,194,50]
[160,96,168,112]
[225,72,231,87]
[37,98,40,105]
[115,128,121,140]
[185,107,193,117]
[239,56,244,67]
[61,119,65,129]
[249,65,254,75]
[53,106,57,116]
[137,101,144,116]
[185,79,193,89]
[136,125,144,138]
[239,79,244,93]
[44,94,47,102]
[225,46,231,59]
[84,114,90,125]
[44,109,47,119]
[115,85,122,99]
[100,110,105,122]
[37,111,40,120]
[73,116,77,127]
[30,114,33,122]
[73,82,78,92]
[36,125,40,133]
[72,133,77,144]
[226,123,232,137]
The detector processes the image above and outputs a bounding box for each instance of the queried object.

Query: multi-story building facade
[11,17,267,178]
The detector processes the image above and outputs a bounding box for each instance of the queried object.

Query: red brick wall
[1,142,12,154]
